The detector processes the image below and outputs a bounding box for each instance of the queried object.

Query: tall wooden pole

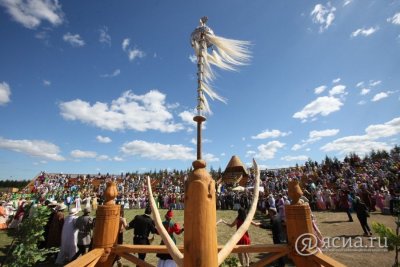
[184,17,218,267]
[194,115,206,160]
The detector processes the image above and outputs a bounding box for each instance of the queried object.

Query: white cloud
[309,129,339,141]
[351,27,379,37]
[371,92,388,102]
[251,129,291,139]
[343,0,352,7]
[99,26,111,46]
[329,84,346,96]
[59,90,184,132]
[189,54,197,63]
[63,33,85,47]
[356,81,364,88]
[96,135,112,143]
[332,78,341,83]
[70,150,97,158]
[121,140,195,161]
[281,155,309,161]
[43,80,51,86]
[321,117,400,155]
[128,49,145,61]
[0,0,64,29]
[365,117,400,139]
[220,152,226,157]
[314,85,327,94]
[203,153,219,162]
[113,156,123,161]
[358,100,366,105]
[96,155,110,161]
[369,80,381,87]
[0,137,64,161]
[291,144,303,151]
[35,30,50,41]
[100,69,121,78]
[321,137,391,155]
[360,88,370,95]
[122,38,145,62]
[291,129,339,151]
[310,3,336,32]
[387,13,400,25]
[254,140,285,160]
[0,82,11,105]
[293,96,343,121]
[122,38,130,51]
[246,150,256,157]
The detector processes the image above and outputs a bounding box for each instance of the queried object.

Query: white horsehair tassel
[192,32,250,114]
[200,93,211,114]
[206,34,251,67]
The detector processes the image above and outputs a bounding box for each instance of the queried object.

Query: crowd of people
[0,147,399,265]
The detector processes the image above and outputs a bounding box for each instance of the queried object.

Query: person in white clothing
[55,208,79,265]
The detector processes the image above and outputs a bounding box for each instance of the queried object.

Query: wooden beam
[65,248,104,267]
[87,257,101,267]
[250,251,289,267]
[231,244,289,254]
[309,252,347,267]
[115,251,155,267]
[113,244,289,254]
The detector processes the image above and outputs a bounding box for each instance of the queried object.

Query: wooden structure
[66,180,346,267]
[222,155,249,186]
[66,17,346,267]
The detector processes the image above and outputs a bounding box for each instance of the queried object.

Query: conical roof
[222,155,249,184]
[224,155,248,174]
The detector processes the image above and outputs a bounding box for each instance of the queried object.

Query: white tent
[232,186,245,191]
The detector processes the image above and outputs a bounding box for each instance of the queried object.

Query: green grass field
[0,209,274,266]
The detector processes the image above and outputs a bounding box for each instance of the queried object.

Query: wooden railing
[65,181,346,267]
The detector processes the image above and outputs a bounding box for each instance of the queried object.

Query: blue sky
[0,0,399,180]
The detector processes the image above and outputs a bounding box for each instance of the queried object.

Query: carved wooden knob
[104,182,118,205]
[288,179,303,205]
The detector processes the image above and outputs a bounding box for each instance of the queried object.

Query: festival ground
[0,209,395,267]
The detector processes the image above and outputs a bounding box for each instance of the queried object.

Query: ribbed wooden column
[184,160,218,267]
[92,182,120,267]
[286,204,319,267]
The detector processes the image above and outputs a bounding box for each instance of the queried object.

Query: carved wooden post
[286,179,319,267]
[184,159,218,267]
[92,182,120,267]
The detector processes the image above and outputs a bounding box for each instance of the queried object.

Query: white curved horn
[218,159,260,265]
[147,176,184,266]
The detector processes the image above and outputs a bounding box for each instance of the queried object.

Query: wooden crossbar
[113,244,289,254]
[115,251,155,267]
[250,250,289,267]
[65,248,104,267]
[309,252,347,267]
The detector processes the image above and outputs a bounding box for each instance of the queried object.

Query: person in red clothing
[156,209,184,267]
[221,207,260,267]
